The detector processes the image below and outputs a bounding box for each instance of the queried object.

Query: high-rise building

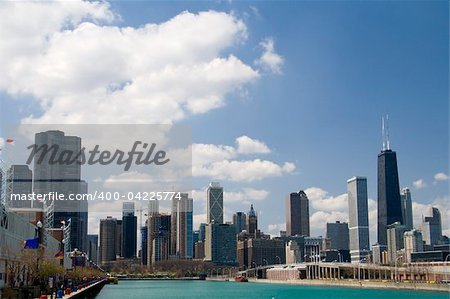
[286,191,310,237]
[170,195,178,256]
[99,216,117,264]
[33,130,88,251]
[199,223,206,242]
[247,204,258,235]
[176,194,193,258]
[372,244,387,265]
[232,212,247,234]
[377,118,403,246]
[404,229,423,263]
[326,221,349,251]
[148,214,171,264]
[422,207,442,246]
[400,188,413,230]
[347,177,370,263]
[8,165,32,209]
[116,219,122,257]
[247,238,285,267]
[387,222,406,264]
[204,223,236,265]
[87,234,99,264]
[207,182,223,224]
[122,202,137,258]
[141,223,148,265]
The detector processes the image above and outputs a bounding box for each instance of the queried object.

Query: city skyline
[0,1,448,243]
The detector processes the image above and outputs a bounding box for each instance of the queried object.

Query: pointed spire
[382,114,391,151]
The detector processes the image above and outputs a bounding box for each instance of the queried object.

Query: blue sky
[0,0,448,241]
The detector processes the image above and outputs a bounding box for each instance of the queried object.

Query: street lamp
[263,259,268,266]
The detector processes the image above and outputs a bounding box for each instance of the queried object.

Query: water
[94,280,448,299]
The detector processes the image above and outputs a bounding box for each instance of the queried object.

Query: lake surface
[94,280,448,299]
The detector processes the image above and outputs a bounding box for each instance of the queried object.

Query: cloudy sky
[0,1,448,244]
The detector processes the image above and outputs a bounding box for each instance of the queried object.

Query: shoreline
[247,278,450,293]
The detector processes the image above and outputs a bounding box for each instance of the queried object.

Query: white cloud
[413,179,427,189]
[195,159,295,182]
[193,137,295,182]
[236,135,271,154]
[255,37,284,74]
[267,223,286,236]
[0,2,260,124]
[434,172,449,181]
[305,187,348,212]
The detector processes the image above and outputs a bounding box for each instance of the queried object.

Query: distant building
[141,224,148,265]
[199,223,206,242]
[148,214,171,264]
[286,240,301,264]
[347,177,370,263]
[286,191,310,237]
[176,194,193,258]
[404,229,423,263]
[232,212,247,234]
[122,202,137,258]
[207,182,223,224]
[194,241,205,260]
[422,207,442,246]
[387,222,406,264]
[400,188,413,230]
[87,234,98,264]
[247,238,285,267]
[115,219,122,257]
[204,223,236,265]
[247,204,258,235]
[99,216,117,264]
[372,244,387,265]
[280,230,287,237]
[377,121,403,246]
[326,221,349,251]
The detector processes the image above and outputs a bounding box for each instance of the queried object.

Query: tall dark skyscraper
[122,202,137,258]
[377,117,402,246]
[207,182,223,224]
[286,190,310,237]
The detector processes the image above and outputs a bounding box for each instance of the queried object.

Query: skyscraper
[99,216,117,264]
[33,130,88,251]
[377,117,403,245]
[421,207,442,246]
[400,188,413,231]
[122,202,137,258]
[286,191,310,237]
[247,204,257,235]
[232,212,247,234]
[207,182,223,224]
[347,176,370,263]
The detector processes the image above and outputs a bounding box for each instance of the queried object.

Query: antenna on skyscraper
[382,116,386,151]
[386,114,390,150]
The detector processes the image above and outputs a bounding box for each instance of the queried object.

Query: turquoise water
[94,280,448,299]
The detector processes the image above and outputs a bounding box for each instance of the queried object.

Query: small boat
[234,275,248,282]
